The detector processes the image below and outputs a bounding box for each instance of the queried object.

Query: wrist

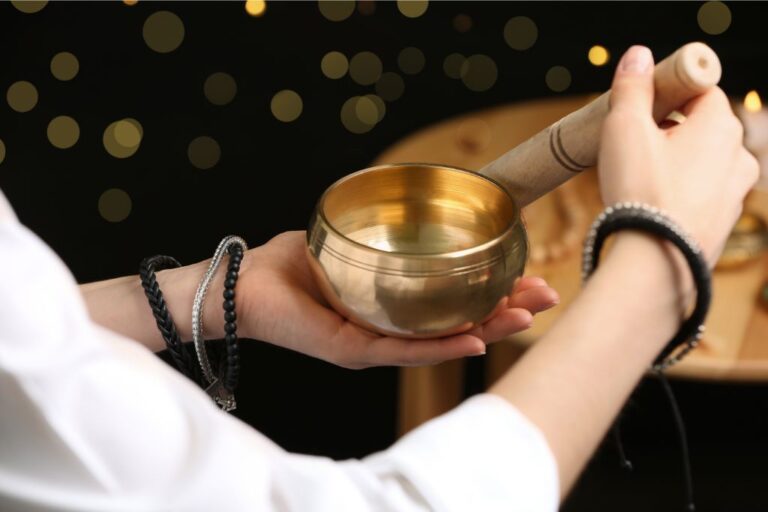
[155,248,254,341]
[608,231,695,316]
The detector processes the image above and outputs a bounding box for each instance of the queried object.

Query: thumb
[610,45,655,117]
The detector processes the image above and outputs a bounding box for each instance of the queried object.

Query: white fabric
[0,189,558,512]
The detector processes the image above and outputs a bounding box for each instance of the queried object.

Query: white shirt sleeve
[0,193,558,512]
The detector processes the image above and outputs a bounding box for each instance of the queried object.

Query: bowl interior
[321,164,516,254]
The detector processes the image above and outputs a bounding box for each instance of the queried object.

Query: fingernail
[542,300,560,311]
[471,343,487,356]
[619,46,652,74]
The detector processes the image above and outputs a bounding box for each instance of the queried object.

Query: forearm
[490,232,693,496]
[79,254,251,352]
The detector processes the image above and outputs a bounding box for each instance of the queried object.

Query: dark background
[1,1,767,511]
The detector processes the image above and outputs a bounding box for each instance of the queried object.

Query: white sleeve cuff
[364,393,559,512]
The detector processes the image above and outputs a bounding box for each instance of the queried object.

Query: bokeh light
[546,66,572,92]
[443,53,466,79]
[98,188,132,223]
[0,139,5,165]
[453,14,472,33]
[47,116,80,149]
[245,0,266,17]
[321,51,349,79]
[349,51,383,85]
[698,1,731,35]
[50,52,79,81]
[11,1,47,13]
[365,94,386,123]
[397,0,428,18]
[143,11,185,53]
[103,119,143,159]
[204,72,237,106]
[745,90,762,113]
[460,54,497,92]
[271,90,303,122]
[588,45,610,66]
[504,16,538,50]
[341,96,378,134]
[375,72,405,101]
[398,47,425,75]
[123,0,138,5]
[355,96,379,125]
[6,81,38,113]
[188,136,221,169]
[318,1,355,21]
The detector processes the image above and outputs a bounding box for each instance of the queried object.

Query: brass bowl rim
[317,162,521,260]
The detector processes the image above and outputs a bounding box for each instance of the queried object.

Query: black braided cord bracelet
[582,202,713,512]
[139,255,202,385]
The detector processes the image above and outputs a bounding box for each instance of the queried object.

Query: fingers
[359,334,486,368]
[514,276,548,292]
[472,307,534,343]
[609,46,655,117]
[508,285,560,314]
[677,86,733,123]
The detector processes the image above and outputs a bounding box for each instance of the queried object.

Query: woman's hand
[598,45,760,265]
[236,231,558,369]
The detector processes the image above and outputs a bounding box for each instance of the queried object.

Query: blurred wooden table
[374,96,768,435]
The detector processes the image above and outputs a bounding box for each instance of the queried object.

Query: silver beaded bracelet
[581,202,711,371]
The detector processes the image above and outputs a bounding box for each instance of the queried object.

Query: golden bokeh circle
[271,89,303,122]
[188,136,221,170]
[245,0,266,17]
[375,72,405,101]
[504,16,538,51]
[98,188,132,223]
[349,51,383,86]
[698,1,731,35]
[460,54,497,92]
[103,119,143,159]
[11,1,47,13]
[341,97,374,134]
[143,11,185,54]
[204,72,237,106]
[453,13,472,33]
[318,0,355,21]
[47,116,80,149]
[546,66,572,92]
[7,81,38,113]
[443,53,466,79]
[398,47,425,75]
[123,0,138,5]
[397,0,428,18]
[0,139,5,165]
[364,94,386,123]
[355,96,379,125]
[588,45,610,67]
[50,52,79,81]
[321,51,349,79]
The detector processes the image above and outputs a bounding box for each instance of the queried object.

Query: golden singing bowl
[306,163,528,339]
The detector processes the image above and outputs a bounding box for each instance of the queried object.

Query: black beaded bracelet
[221,243,242,393]
[191,235,248,411]
[139,255,202,385]
[582,202,712,370]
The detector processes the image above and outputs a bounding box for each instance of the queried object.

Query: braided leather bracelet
[139,255,202,385]
[582,202,712,370]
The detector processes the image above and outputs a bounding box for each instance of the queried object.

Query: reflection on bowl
[306,163,528,338]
